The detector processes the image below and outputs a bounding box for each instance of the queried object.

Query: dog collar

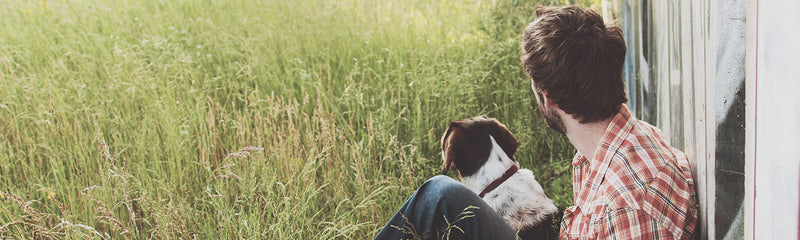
[478,164,519,198]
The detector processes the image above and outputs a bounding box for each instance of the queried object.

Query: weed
[0,0,579,238]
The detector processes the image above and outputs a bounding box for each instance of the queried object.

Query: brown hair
[521,5,627,123]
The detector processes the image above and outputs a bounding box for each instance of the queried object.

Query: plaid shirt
[560,105,698,239]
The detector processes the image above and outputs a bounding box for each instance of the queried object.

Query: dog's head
[440,116,519,177]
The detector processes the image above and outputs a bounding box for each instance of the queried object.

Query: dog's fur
[441,116,559,237]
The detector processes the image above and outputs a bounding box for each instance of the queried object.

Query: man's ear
[534,87,555,110]
[540,89,555,109]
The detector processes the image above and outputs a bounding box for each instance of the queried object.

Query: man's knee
[426,175,457,185]
[423,175,459,190]
[420,175,474,199]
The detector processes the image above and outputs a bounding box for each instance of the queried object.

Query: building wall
[612,0,800,239]
[610,0,747,238]
[750,0,800,238]
[714,0,746,238]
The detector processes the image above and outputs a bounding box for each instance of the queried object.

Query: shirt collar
[572,104,636,206]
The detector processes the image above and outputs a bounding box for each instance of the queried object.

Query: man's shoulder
[598,119,697,234]
[602,119,694,205]
[612,119,690,178]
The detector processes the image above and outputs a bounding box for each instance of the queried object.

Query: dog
[440,116,560,239]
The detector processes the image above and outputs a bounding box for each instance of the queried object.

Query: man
[376,5,697,239]
[521,6,698,239]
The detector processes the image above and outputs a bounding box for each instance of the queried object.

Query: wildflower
[47,191,56,201]
[0,193,5,200]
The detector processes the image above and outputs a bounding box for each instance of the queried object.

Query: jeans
[374,175,519,240]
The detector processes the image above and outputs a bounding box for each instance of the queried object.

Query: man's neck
[562,111,614,159]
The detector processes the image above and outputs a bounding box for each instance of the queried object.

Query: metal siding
[615,0,748,238]
[753,0,800,238]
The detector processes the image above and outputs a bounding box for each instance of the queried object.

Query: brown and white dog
[440,116,559,238]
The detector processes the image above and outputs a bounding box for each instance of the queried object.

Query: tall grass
[0,0,596,238]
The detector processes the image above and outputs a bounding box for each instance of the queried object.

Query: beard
[538,104,567,135]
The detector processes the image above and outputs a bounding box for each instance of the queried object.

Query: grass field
[0,0,597,238]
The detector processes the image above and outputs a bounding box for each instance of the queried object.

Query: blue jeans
[374,175,519,240]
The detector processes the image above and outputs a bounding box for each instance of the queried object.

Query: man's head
[521,6,628,126]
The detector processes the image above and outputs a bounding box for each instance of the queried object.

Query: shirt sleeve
[594,208,675,240]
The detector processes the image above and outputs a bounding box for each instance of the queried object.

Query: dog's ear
[442,121,489,177]
[440,123,457,175]
[488,119,519,158]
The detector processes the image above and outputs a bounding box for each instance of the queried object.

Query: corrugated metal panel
[752,0,800,238]
[611,0,747,239]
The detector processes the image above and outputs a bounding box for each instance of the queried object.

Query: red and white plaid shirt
[560,104,698,239]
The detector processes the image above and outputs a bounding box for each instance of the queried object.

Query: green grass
[0,0,597,238]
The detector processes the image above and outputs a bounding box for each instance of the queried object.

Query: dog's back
[479,159,559,235]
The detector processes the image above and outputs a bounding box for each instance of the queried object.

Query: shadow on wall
[715,81,746,239]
